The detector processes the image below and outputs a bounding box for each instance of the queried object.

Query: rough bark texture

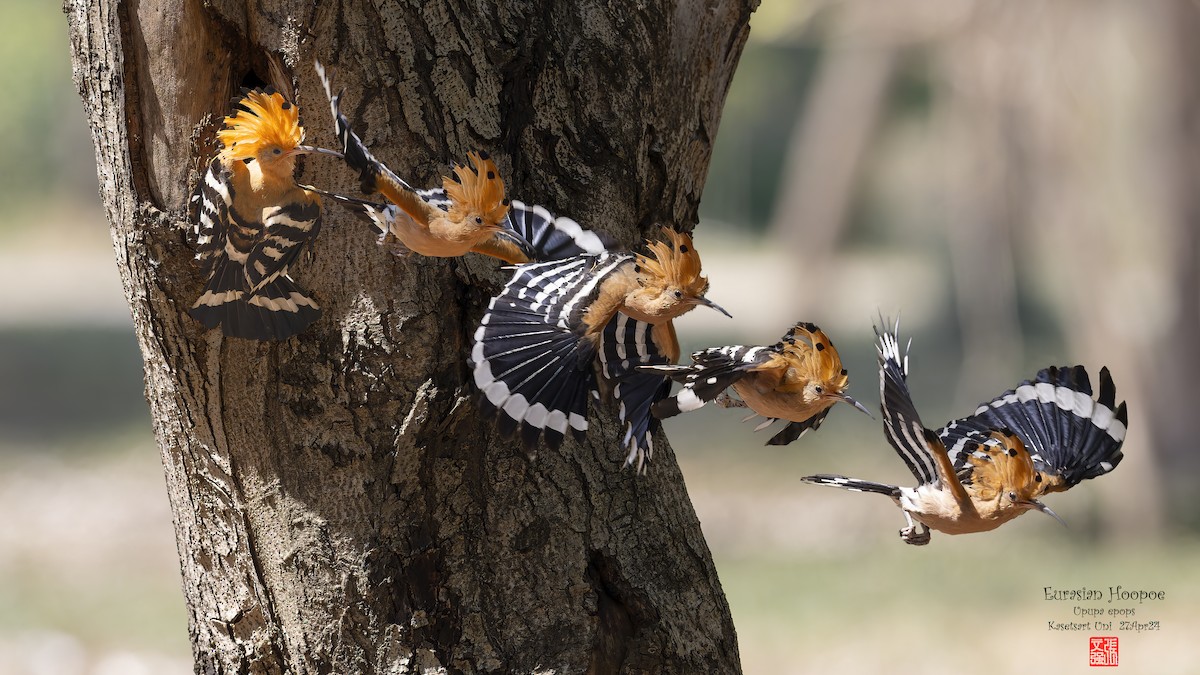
[66,0,754,672]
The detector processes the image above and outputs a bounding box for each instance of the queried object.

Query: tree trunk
[66,0,754,672]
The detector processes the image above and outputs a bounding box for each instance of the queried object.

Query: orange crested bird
[802,318,1128,545]
[471,228,731,471]
[640,322,871,445]
[190,88,342,340]
[312,62,610,263]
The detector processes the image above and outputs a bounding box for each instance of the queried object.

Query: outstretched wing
[938,365,1127,491]
[506,200,614,261]
[315,61,416,198]
[471,253,633,450]
[875,319,940,485]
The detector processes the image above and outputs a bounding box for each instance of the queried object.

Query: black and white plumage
[471,248,701,472]
[472,253,632,451]
[313,61,610,263]
[190,158,322,341]
[802,318,1129,545]
[642,322,869,446]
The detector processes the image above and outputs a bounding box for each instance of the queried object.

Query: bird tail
[801,474,902,498]
[190,257,320,340]
[304,186,394,238]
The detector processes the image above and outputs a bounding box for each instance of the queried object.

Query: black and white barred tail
[800,475,902,498]
[190,258,321,340]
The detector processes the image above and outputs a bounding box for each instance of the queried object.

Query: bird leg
[899,511,931,546]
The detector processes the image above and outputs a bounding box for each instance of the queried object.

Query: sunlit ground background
[3,1,1199,673]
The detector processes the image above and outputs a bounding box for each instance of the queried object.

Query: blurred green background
[3,0,1198,673]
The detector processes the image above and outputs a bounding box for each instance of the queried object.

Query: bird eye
[273,148,282,155]
[1008,491,1018,501]
[814,386,823,394]
[673,290,682,299]
[475,216,483,224]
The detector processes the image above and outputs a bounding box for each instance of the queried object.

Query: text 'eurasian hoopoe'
[641,322,871,445]
[190,88,341,340]
[803,318,1128,545]
[471,228,731,471]
[312,63,610,264]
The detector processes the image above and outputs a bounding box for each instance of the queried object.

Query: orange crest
[217,90,304,162]
[444,152,509,226]
[965,430,1051,502]
[636,228,709,298]
[782,322,849,393]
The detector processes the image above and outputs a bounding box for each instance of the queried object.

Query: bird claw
[714,392,746,409]
[899,524,931,546]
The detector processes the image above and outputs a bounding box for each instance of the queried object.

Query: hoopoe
[641,322,871,445]
[803,318,1128,545]
[312,63,610,263]
[471,228,731,471]
[190,88,342,340]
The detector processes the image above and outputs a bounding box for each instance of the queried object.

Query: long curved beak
[840,393,874,419]
[289,145,345,159]
[693,295,732,318]
[470,228,537,265]
[1030,500,1068,528]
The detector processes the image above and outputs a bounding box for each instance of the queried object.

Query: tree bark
[66,0,754,672]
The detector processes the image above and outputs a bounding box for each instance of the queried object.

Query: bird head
[628,228,731,321]
[444,151,511,234]
[782,322,871,417]
[217,90,338,178]
[966,430,1066,525]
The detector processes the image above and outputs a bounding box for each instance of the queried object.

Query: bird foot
[377,233,413,257]
[714,393,747,409]
[899,524,931,546]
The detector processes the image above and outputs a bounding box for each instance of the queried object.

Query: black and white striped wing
[192,159,234,275]
[599,314,674,471]
[316,61,417,197]
[766,407,834,446]
[243,198,321,293]
[646,344,776,419]
[938,365,1127,489]
[875,320,939,485]
[506,200,614,261]
[189,180,321,341]
[472,253,634,450]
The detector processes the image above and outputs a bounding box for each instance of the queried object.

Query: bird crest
[963,430,1056,502]
[444,152,509,226]
[781,322,850,392]
[217,90,304,162]
[636,228,709,298]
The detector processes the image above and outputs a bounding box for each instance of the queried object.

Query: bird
[471,228,731,471]
[802,318,1128,545]
[640,322,871,445]
[190,87,342,340]
[311,62,610,263]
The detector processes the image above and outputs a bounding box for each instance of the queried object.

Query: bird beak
[840,393,874,419]
[289,145,345,159]
[692,295,733,318]
[468,228,540,265]
[1029,500,1068,528]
